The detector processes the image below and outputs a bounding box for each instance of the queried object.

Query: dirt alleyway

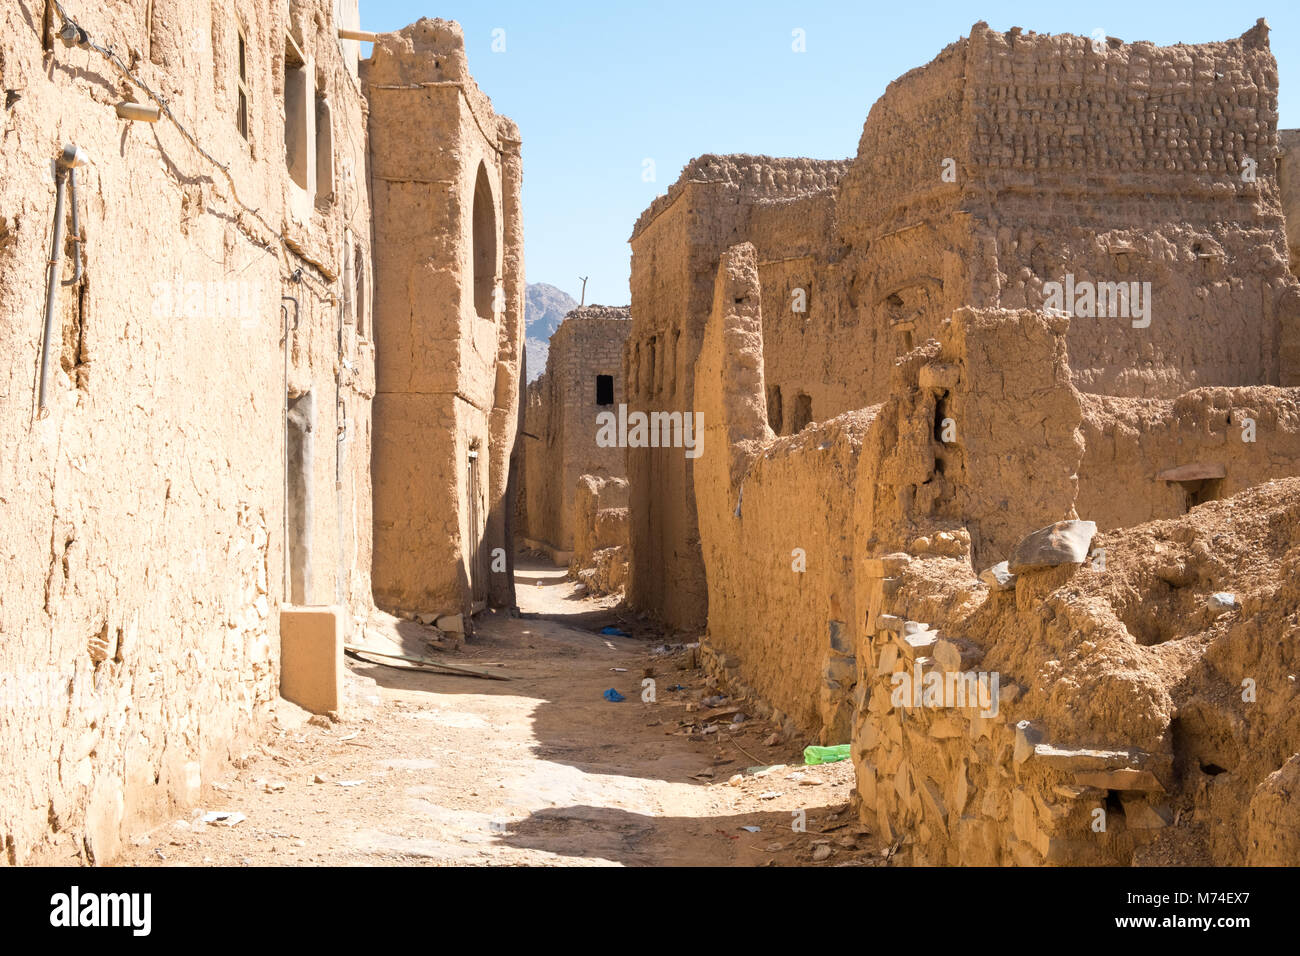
[114,560,878,867]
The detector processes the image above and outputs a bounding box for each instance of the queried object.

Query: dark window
[791,392,813,432]
[596,374,614,406]
[766,384,783,434]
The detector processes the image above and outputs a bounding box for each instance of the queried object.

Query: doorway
[467,447,486,606]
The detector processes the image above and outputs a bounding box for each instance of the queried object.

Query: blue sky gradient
[360,1,1299,307]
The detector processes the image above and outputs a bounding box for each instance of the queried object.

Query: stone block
[933,636,983,673]
[436,612,465,633]
[1009,520,1097,573]
[979,560,1017,591]
[876,642,900,676]
[1073,767,1166,792]
[1014,720,1044,764]
[902,629,938,658]
[1156,462,1226,482]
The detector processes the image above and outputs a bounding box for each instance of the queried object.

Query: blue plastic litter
[600,626,631,637]
[603,688,626,702]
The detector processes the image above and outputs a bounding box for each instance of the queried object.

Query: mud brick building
[365,20,524,621]
[636,20,1300,864]
[625,156,850,631]
[521,305,630,562]
[0,3,520,863]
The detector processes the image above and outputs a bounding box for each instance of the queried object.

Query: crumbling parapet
[855,474,1300,867]
[847,308,1300,865]
[855,308,1085,572]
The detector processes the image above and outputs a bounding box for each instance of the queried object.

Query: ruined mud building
[630,20,1300,864]
[520,305,630,561]
[0,4,520,863]
[366,23,524,622]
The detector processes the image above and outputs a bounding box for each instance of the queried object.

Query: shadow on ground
[496,803,878,866]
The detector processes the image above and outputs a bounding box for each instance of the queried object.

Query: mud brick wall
[830,21,1299,400]
[366,18,524,617]
[1076,387,1300,530]
[849,309,1106,865]
[854,309,1084,572]
[570,475,629,595]
[830,32,974,409]
[1280,130,1300,380]
[1283,130,1300,279]
[854,476,1300,866]
[627,156,848,631]
[0,0,374,862]
[521,308,629,554]
[571,475,629,572]
[751,192,883,429]
[848,307,1300,865]
[693,244,870,740]
[962,21,1299,396]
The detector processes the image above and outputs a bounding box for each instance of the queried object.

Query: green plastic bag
[803,744,851,765]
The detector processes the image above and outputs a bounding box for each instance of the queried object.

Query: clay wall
[520,306,629,556]
[0,0,373,862]
[693,244,868,741]
[829,22,1300,400]
[570,475,629,595]
[1283,129,1300,279]
[854,475,1300,866]
[832,32,975,402]
[365,19,523,619]
[571,476,629,570]
[848,308,1300,865]
[750,193,879,432]
[959,22,1297,397]
[1076,388,1300,530]
[626,156,848,630]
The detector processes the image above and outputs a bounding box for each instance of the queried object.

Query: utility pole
[578,275,589,307]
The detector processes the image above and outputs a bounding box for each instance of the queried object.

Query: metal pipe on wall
[38,144,88,417]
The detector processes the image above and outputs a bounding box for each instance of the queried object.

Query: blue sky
[359,1,1299,307]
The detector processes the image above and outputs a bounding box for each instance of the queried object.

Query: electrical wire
[50,0,340,304]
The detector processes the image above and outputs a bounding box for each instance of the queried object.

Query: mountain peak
[524,282,580,381]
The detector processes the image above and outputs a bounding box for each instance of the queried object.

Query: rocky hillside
[524,282,578,381]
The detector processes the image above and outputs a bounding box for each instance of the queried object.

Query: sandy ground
[115,558,881,867]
